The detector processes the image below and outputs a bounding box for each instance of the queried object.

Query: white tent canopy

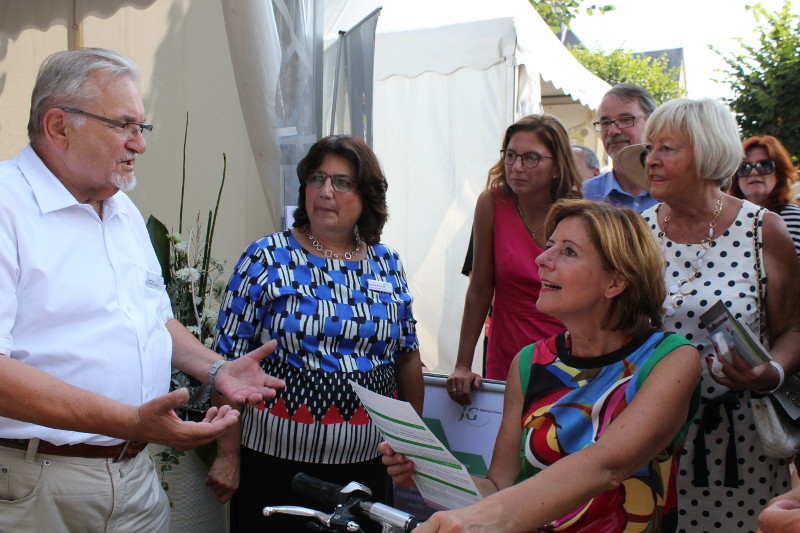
[325,0,609,373]
[327,0,609,108]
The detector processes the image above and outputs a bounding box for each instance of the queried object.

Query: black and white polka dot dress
[643,200,790,533]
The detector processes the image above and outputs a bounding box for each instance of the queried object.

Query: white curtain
[221,0,283,228]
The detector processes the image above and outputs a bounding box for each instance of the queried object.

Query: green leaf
[194,441,219,470]
[714,0,800,161]
[179,112,189,234]
[529,0,615,33]
[146,215,172,286]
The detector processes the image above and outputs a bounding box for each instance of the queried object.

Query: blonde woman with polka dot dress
[618,98,800,533]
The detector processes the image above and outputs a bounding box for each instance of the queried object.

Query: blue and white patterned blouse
[214,230,419,463]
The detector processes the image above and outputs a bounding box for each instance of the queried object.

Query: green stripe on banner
[365,406,426,430]
[414,472,479,496]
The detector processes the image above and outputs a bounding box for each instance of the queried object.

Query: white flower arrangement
[148,174,227,421]
[146,114,228,496]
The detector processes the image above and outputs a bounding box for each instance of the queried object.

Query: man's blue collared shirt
[583,170,657,214]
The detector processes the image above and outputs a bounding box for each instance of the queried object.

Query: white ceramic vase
[148,444,227,533]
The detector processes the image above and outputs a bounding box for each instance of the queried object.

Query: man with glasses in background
[0,48,283,532]
[583,83,658,213]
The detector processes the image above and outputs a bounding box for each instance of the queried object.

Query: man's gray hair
[603,84,657,116]
[28,48,140,144]
[572,145,600,171]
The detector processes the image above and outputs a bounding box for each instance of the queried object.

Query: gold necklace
[658,196,724,316]
[514,196,543,243]
[305,227,361,259]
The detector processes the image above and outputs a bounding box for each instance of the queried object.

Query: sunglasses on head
[736,159,776,178]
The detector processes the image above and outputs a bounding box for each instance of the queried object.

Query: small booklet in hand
[701,300,800,420]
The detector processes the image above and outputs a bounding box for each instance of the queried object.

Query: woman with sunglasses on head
[617,98,800,533]
[448,115,582,405]
[729,135,800,256]
[208,135,424,532]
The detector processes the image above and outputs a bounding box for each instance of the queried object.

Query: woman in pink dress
[448,115,582,404]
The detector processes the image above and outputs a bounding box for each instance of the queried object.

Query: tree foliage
[531,1,683,107]
[714,1,800,160]
[529,0,614,34]
[570,45,686,104]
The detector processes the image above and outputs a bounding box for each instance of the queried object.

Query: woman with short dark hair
[209,135,424,532]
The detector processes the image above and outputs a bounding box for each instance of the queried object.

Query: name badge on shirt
[145,272,165,290]
[367,279,393,293]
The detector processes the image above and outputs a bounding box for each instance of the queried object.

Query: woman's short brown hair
[730,135,799,213]
[486,115,583,201]
[292,135,388,245]
[544,199,666,334]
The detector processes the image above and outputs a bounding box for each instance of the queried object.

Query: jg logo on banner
[458,405,499,427]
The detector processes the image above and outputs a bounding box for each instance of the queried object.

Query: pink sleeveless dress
[485,192,564,380]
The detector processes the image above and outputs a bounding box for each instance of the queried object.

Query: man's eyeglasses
[305,170,358,193]
[592,116,646,132]
[61,107,153,140]
[501,150,553,169]
[736,159,776,178]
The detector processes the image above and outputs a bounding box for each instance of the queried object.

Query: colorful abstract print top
[518,331,699,532]
[214,230,419,463]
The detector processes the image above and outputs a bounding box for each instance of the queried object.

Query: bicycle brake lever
[263,505,362,532]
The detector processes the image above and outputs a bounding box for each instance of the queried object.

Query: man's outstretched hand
[130,388,240,450]
[214,339,285,405]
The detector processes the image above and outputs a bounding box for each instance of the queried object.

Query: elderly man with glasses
[0,48,284,532]
[583,84,659,213]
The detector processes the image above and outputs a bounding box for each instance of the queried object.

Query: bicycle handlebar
[292,472,348,509]
[263,472,423,532]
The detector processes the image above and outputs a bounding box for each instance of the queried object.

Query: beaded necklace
[305,227,361,259]
[658,196,724,316]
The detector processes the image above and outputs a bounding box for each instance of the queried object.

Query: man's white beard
[111,171,136,192]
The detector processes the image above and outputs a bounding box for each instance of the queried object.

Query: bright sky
[569,0,799,99]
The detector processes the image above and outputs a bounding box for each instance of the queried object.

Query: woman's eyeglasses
[305,170,358,193]
[501,150,553,169]
[736,159,776,178]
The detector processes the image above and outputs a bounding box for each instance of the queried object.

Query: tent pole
[329,30,345,135]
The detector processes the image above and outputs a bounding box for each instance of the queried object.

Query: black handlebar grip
[406,516,423,532]
[291,472,343,509]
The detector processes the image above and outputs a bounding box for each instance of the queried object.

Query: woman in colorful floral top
[381,200,701,532]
